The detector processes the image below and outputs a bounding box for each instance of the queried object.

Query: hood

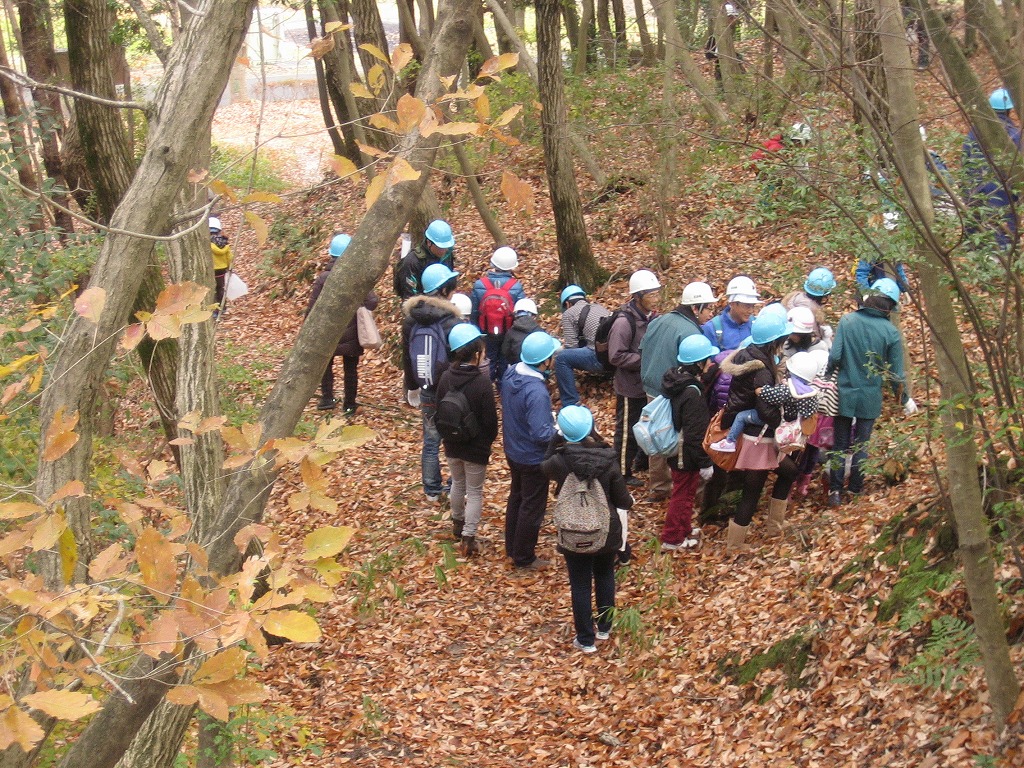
[402,294,459,323]
[558,442,617,481]
[211,233,229,248]
[503,364,544,395]
[719,347,766,377]
[511,315,540,333]
[858,306,892,320]
[662,366,703,397]
[446,363,482,387]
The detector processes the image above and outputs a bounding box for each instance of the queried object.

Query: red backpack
[477,275,517,335]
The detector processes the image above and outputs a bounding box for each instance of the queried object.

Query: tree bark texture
[0,32,42,225]
[654,0,727,126]
[535,0,603,289]
[575,0,597,73]
[974,0,1024,115]
[64,0,136,224]
[16,0,75,235]
[319,0,374,169]
[877,0,1021,730]
[633,0,657,66]
[596,0,615,64]
[305,0,346,157]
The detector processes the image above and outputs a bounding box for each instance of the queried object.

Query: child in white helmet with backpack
[471,246,527,384]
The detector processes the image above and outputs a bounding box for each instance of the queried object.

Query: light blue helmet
[448,323,483,352]
[520,331,562,365]
[871,277,901,304]
[804,267,836,297]
[425,219,455,249]
[328,234,351,258]
[757,302,789,322]
[751,312,793,345]
[421,263,459,294]
[990,87,1014,112]
[677,334,720,364]
[560,284,586,306]
[557,405,594,443]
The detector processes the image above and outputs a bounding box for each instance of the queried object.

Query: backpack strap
[712,315,724,347]
[577,303,593,346]
[481,274,494,290]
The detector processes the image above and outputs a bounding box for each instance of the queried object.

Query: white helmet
[883,211,900,231]
[628,269,661,294]
[789,122,812,144]
[725,275,760,303]
[786,351,819,383]
[513,298,537,315]
[680,281,718,305]
[208,217,222,231]
[787,305,816,334]
[491,246,519,271]
[451,292,472,317]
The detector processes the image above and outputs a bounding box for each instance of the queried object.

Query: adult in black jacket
[659,334,718,550]
[718,313,798,552]
[543,406,634,653]
[435,325,498,556]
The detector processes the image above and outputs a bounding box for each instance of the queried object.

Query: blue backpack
[633,396,680,457]
[409,320,448,390]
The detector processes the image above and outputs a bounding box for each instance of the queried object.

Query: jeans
[554,347,605,407]
[614,395,647,478]
[563,550,616,647]
[726,407,763,443]
[420,389,444,497]
[449,458,486,537]
[663,468,700,544]
[505,459,549,566]
[829,416,876,494]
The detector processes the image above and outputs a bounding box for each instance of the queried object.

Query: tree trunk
[575,0,596,73]
[305,0,346,156]
[562,0,580,53]
[974,0,1024,115]
[114,700,194,768]
[611,0,627,49]
[963,0,981,55]
[452,142,506,245]
[16,0,75,236]
[319,0,374,170]
[0,32,43,227]
[633,0,657,66]
[654,0,727,126]
[596,0,615,65]
[208,0,478,582]
[64,0,136,223]
[535,0,604,288]
[879,0,1021,730]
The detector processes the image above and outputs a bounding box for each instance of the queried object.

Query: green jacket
[639,307,702,398]
[828,306,907,419]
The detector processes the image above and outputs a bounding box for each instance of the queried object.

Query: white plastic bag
[225,273,248,300]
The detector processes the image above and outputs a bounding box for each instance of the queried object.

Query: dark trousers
[613,394,646,478]
[486,334,508,384]
[563,550,616,646]
[321,354,359,410]
[214,268,228,305]
[505,459,549,566]
[829,416,876,494]
[733,456,798,527]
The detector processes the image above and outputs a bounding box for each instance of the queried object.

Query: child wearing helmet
[501,298,541,366]
[209,217,233,310]
[783,267,835,344]
[826,279,917,506]
[470,247,527,383]
[502,331,562,570]
[659,334,719,551]
[305,233,379,413]
[542,406,634,652]
[435,324,499,557]
[555,285,611,408]
[393,219,457,300]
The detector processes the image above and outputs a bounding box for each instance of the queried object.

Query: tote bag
[356,307,382,350]
[703,410,739,472]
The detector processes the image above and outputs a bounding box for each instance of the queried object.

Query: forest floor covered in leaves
[206,67,1024,766]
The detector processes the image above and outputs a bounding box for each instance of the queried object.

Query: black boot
[461,536,480,557]
[317,395,336,410]
[452,518,464,539]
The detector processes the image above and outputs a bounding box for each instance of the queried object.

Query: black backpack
[435,380,480,442]
[594,310,637,371]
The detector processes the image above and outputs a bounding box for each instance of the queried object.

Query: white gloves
[904,398,919,416]
[821,325,833,343]
[406,388,421,408]
[699,466,714,482]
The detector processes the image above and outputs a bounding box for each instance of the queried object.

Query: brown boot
[764,497,788,538]
[726,520,750,553]
[461,536,480,557]
[452,517,464,540]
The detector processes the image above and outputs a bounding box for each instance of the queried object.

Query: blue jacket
[501,363,556,465]
[701,309,751,351]
[470,270,526,327]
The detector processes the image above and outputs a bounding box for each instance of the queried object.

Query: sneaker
[710,438,737,453]
[573,638,597,654]
[516,558,551,571]
[679,537,700,549]
[660,541,683,551]
[425,493,441,503]
[595,630,610,641]
[828,491,842,508]
[316,397,336,411]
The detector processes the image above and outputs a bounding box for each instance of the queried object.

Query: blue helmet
[328,234,351,258]
[990,87,1014,112]
[871,277,901,304]
[448,323,483,351]
[557,405,594,443]
[677,334,720,364]
[804,267,836,297]
[421,263,459,294]
[520,331,562,365]
[757,302,789,322]
[750,312,793,345]
[560,284,586,306]
[425,219,455,249]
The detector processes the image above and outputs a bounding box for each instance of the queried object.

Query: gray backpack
[553,473,609,554]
